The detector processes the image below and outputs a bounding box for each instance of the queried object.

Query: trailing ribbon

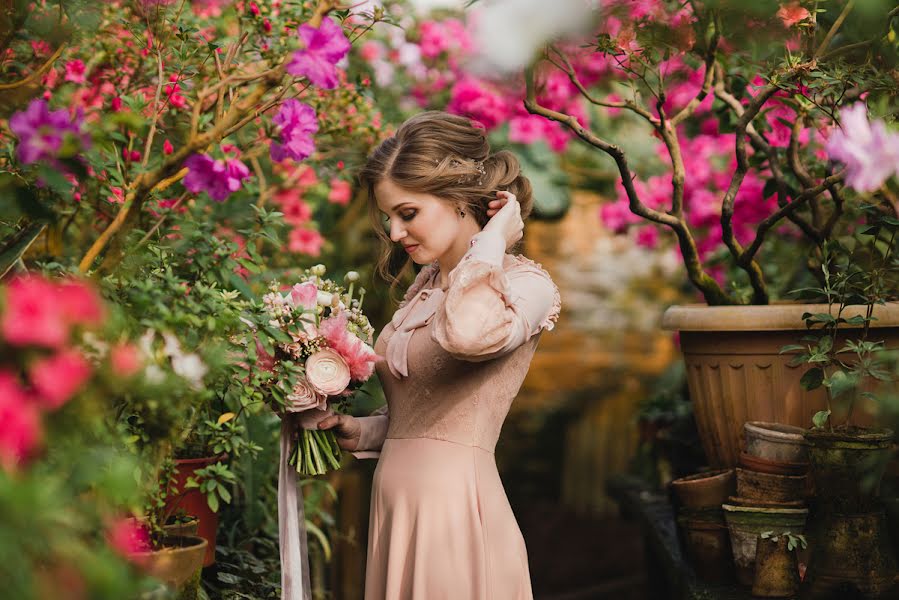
[278,413,312,600]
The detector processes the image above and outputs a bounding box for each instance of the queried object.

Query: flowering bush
[518,0,899,304]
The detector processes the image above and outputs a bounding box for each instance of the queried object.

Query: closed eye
[400,210,417,222]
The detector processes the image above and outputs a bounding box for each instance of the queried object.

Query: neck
[436,227,481,288]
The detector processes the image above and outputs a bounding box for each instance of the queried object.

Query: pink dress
[351,229,561,600]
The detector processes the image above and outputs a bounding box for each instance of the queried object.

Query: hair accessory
[448,157,486,186]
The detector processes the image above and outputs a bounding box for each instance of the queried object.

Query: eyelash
[400,211,416,222]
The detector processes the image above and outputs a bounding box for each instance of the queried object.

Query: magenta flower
[106,518,151,558]
[9,99,90,165]
[270,100,319,162]
[2,275,69,348]
[183,153,252,201]
[827,103,899,193]
[446,77,511,130]
[286,16,351,89]
[0,371,42,471]
[287,227,325,256]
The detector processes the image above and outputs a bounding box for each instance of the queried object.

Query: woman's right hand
[482,190,523,250]
[317,413,362,451]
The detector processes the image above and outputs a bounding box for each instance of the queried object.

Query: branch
[814,0,855,59]
[524,66,730,305]
[0,43,66,91]
[670,18,719,126]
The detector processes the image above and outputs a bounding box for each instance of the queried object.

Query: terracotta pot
[164,454,226,567]
[129,535,208,589]
[163,516,199,538]
[752,534,800,597]
[669,469,735,509]
[744,421,810,463]
[722,503,808,586]
[804,428,894,514]
[677,508,734,583]
[738,452,808,477]
[803,510,898,599]
[726,496,805,509]
[735,468,807,503]
[662,303,899,468]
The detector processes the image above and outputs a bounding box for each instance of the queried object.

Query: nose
[389,219,406,243]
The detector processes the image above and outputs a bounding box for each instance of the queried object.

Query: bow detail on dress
[385,266,444,379]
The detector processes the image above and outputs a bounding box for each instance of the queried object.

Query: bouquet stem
[290,427,343,476]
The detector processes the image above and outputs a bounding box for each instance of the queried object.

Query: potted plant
[521,0,899,467]
[752,530,806,598]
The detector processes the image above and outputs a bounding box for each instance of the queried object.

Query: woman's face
[375,178,469,265]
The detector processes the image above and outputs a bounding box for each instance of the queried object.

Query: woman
[317,111,560,600]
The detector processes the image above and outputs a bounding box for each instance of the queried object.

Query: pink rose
[289,282,318,310]
[305,349,350,396]
[285,376,327,413]
[29,348,93,410]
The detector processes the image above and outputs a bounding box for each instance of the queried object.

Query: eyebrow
[388,202,415,213]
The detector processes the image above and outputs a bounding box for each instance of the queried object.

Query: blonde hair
[358,111,533,294]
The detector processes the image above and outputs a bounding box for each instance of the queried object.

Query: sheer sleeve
[351,404,389,459]
[431,229,560,362]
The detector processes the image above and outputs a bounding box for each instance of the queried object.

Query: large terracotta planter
[662,303,899,468]
[130,535,208,589]
[164,455,226,567]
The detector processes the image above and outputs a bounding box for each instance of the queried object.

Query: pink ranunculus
[327,178,352,205]
[29,348,93,410]
[0,371,42,471]
[288,227,325,256]
[305,348,351,396]
[285,376,327,412]
[2,275,69,348]
[777,2,810,28]
[286,16,351,89]
[289,282,318,310]
[110,342,142,377]
[106,517,151,559]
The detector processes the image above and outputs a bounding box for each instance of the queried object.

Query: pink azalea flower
[288,227,325,256]
[327,178,352,205]
[106,518,151,558]
[318,312,378,381]
[64,60,86,83]
[0,371,42,471]
[29,349,93,410]
[635,226,660,249]
[107,186,125,204]
[275,190,313,225]
[2,275,69,348]
[289,282,318,310]
[286,16,351,89]
[509,115,545,145]
[777,2,810,28]
[270,99,319,162]
[826,103,899,193]
[446,77,510,130]
[110,342,143,378]
[163,139,174,155]
[58,279,104,326]
[183,153,252,201]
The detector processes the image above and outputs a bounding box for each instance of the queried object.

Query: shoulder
[502,254,562,332]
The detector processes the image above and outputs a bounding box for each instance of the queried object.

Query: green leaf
[827,370,856,399]
[206,493,219,513]
[801,367,825,390]
[813,409,831,429]
[779,344,805,354]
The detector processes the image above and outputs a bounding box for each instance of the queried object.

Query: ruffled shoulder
[506,254,561,332]
[397,263,439,309]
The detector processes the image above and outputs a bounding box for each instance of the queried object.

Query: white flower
[305,349,351,396]
[468,0,598,73]
[171,352,208,389]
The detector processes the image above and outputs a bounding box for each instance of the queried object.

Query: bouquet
[244,264,378,475]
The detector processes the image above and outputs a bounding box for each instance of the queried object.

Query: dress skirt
[364,437,534,600]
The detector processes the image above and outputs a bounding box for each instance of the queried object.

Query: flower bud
[310,264,326,277]
[344,271,360,283]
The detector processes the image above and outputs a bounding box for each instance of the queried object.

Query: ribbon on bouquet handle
[278,413,312,600]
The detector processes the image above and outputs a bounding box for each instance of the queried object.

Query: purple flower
[286,16,351,89]
[826,103,899,193]
[9,99,90,165]
[270,99,319,163]
[183,153,252,202]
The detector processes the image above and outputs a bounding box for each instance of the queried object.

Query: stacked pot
[669,468,736,583]
[723,422,810,595]
[802,427,898,599]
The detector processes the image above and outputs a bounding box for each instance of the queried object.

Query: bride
[317,110,560,600]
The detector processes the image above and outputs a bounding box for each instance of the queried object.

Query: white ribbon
[278,414,312,600]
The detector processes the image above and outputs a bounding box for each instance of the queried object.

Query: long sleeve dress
[351,228,561,600]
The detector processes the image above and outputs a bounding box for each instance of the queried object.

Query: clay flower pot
[744,421,810,463]
[129,535,208,590]
[676,508,734,583]
[164,454,226,566]
[739,451,808,477]
[669,469,735,509]
[804,428,894,514]
[752,534,800,597]
[722,503,808,586]
[735,468,807,503]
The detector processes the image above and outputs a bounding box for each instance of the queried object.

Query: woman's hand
[316,413,362,451]
[483,190,523,249]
